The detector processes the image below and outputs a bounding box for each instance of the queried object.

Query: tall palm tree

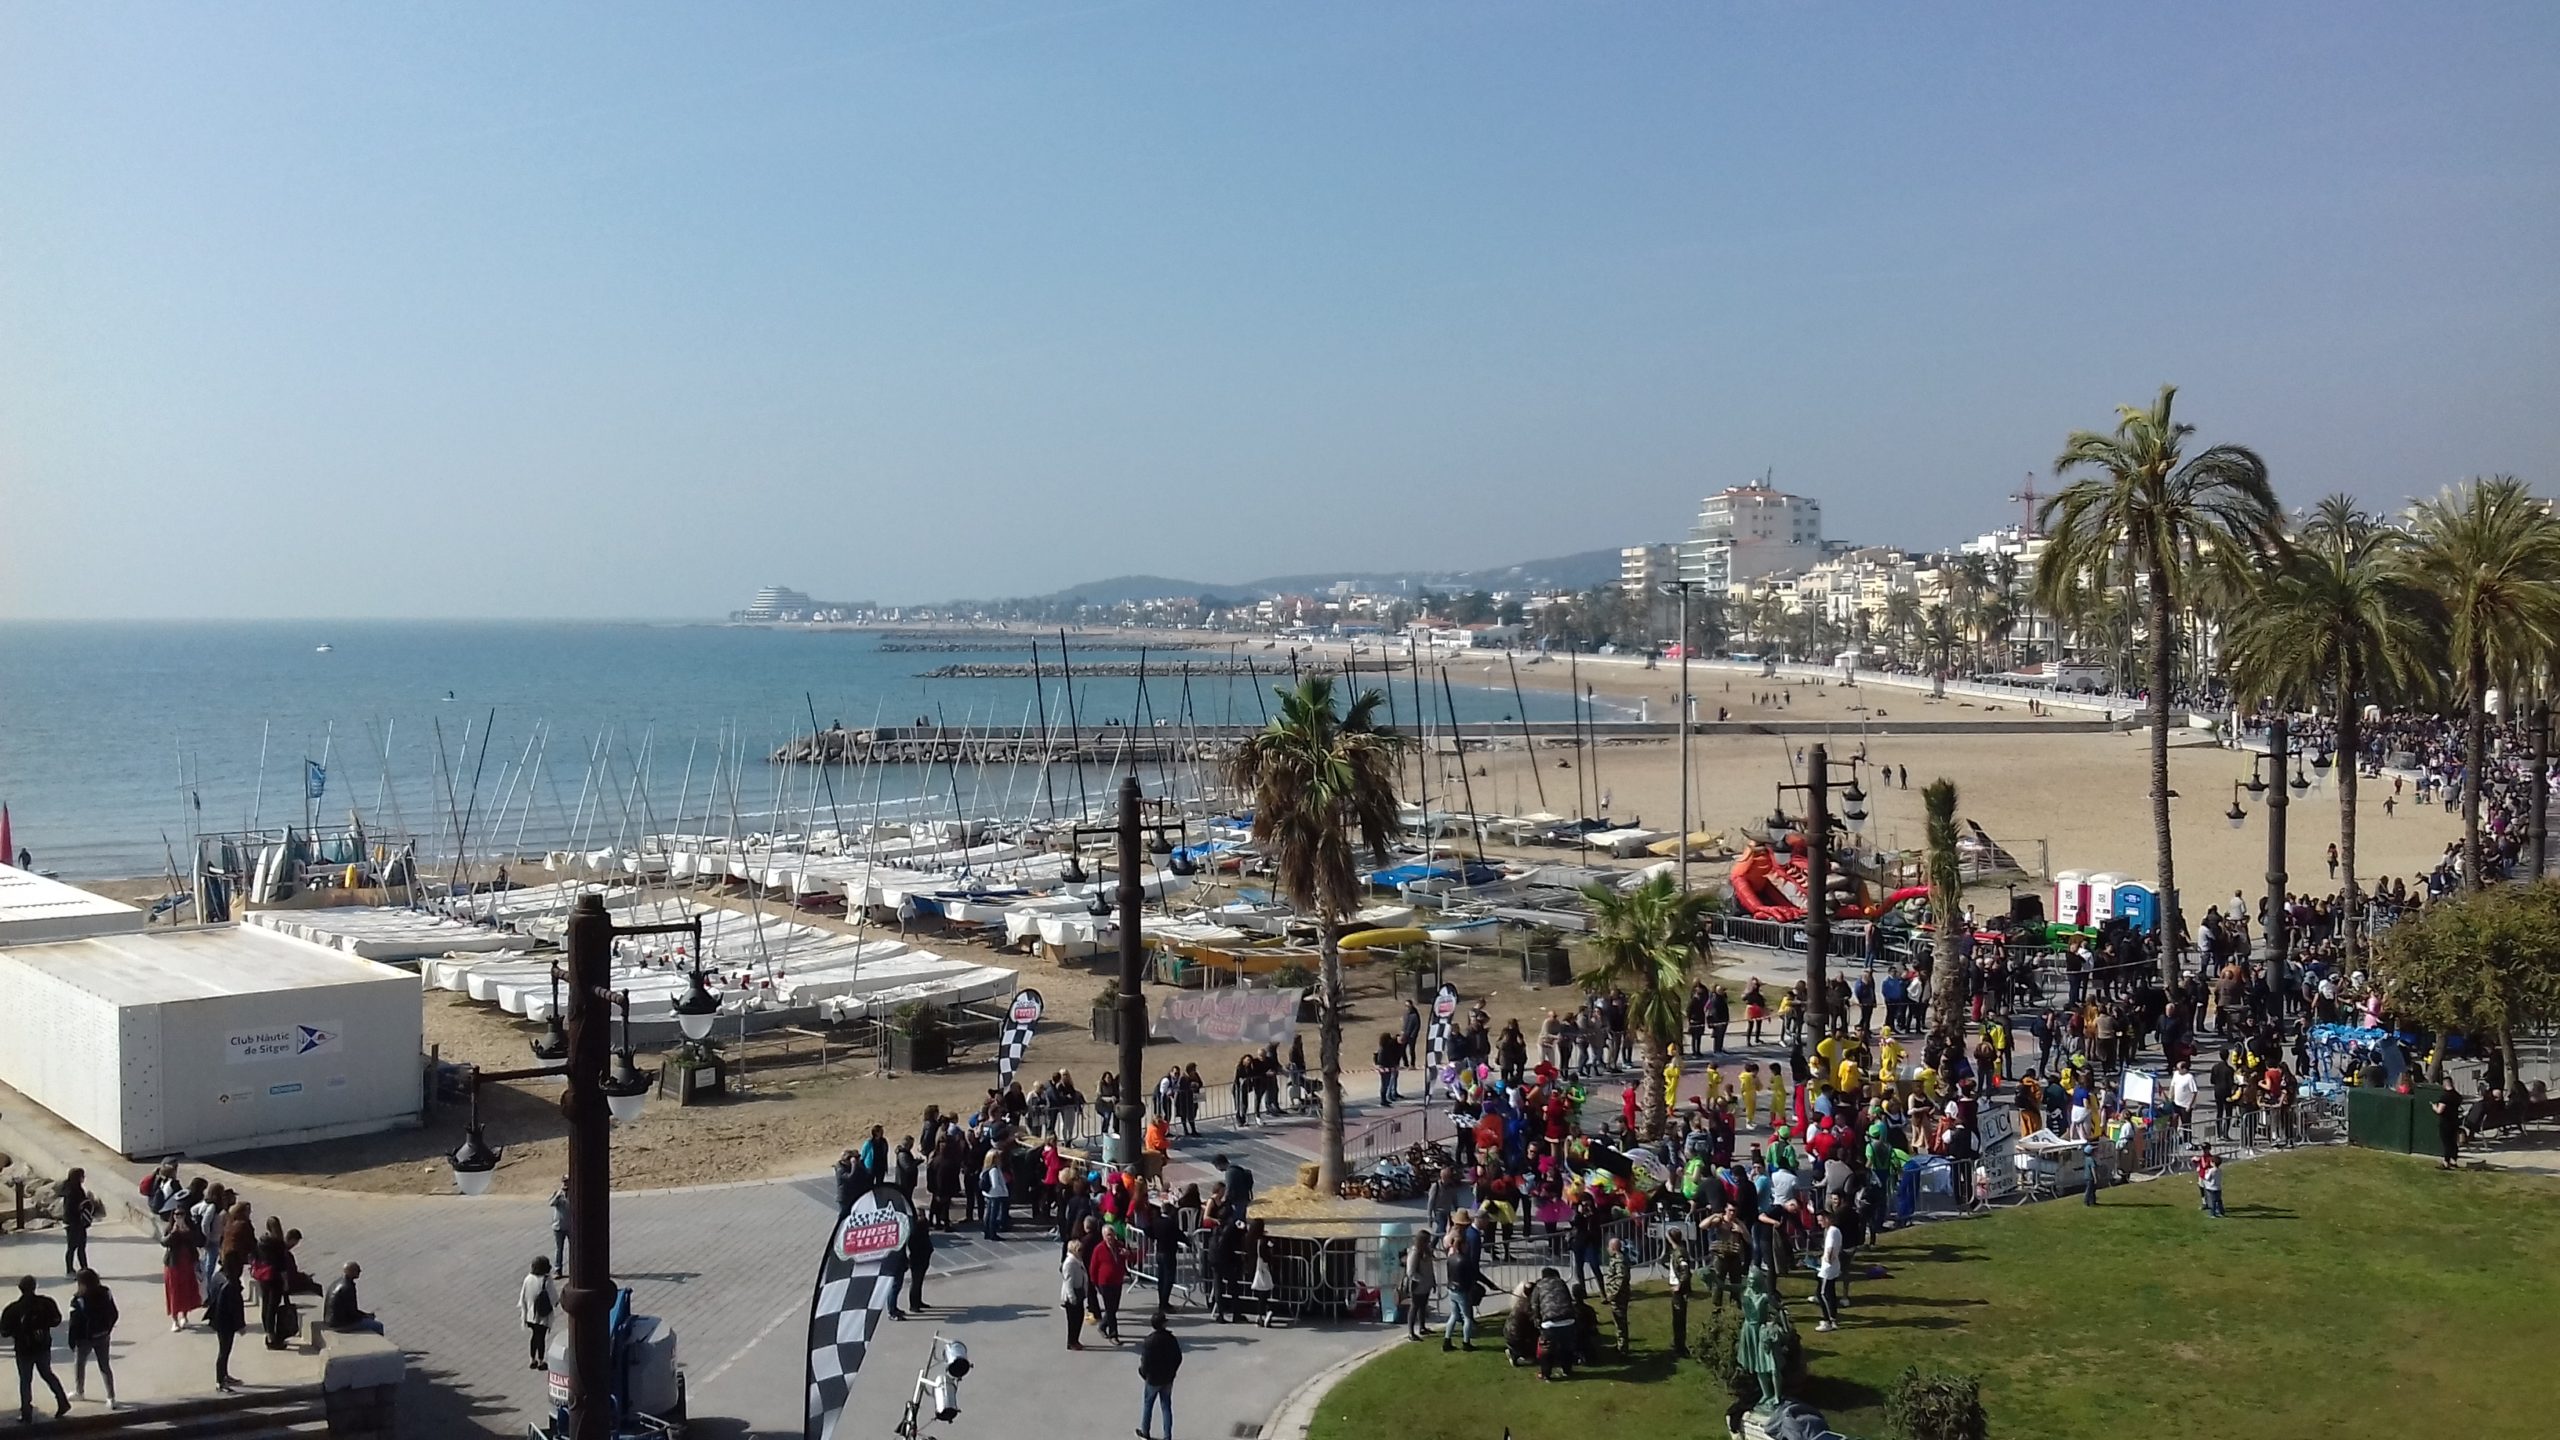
[1228,675,1406,1191]
[1978,594,2020,670]
[1922,603,1960,682]
[1883,591,1922,665]
[2223,496,2431,953]
[1921,778,1965,1061]
[2034,385,2280,985]
[1579,872,1716,1138]
[2402,476,2560,890]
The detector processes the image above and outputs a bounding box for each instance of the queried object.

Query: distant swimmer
[443,690,458,702]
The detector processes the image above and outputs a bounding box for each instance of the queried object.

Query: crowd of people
[4,1160,378,1423]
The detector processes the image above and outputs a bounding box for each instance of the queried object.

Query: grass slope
[1307,1148,2560,1440]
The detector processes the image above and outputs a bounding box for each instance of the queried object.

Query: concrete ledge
[323,1377,401,1439]
[319,1331,408,1391]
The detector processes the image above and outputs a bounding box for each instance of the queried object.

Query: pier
[768,713,2127,765]
[917,659,1340,678]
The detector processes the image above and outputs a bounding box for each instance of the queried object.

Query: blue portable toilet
[2115,882,2159,935]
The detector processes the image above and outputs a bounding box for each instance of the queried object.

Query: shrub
[1271,963,1317,990]
[891,1001,948,1037]
[1886,1366,1988,1440]
[1693,1305,1745,1396]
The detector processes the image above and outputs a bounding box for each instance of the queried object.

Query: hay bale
[1295,1161,1321,1191]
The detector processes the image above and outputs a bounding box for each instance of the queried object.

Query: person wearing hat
[1438,1211,1482,1352]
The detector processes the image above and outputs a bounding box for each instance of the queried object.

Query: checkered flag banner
[804,1184,914,1440]
[1428,983,1459,1064]
[995,987,1045,1094]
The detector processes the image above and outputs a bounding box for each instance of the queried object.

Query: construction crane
[2007,473,2043,536]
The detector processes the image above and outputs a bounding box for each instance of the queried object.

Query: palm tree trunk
[1927,901,1963,1062]
[2463,655,2488,892]
[2336,665,2362,960]
[1316,921,1348,1192]
[1639,1033,1668,1140]
[2147,563,2181,988]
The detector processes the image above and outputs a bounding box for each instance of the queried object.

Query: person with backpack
[519,1258,556,1370]
[67,1269,117,1408]
[4,1274,71,1421]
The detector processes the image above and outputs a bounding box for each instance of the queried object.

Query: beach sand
[72,638,2460,1194]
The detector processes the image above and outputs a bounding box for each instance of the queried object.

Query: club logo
[836,1210,908,1264]
[1008,988,1045,1026]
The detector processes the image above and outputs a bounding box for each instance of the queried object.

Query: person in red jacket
[1085,1227,1129,1344]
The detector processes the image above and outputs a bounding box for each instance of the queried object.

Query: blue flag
[305,760,327,801]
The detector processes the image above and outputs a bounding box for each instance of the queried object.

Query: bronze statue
[1735,1266,1795,1410]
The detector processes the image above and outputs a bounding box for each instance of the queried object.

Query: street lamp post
[446,894,695,1440]
[1058,776,1187,1167]
[1774,742,1855,1042]
[1113,778,1146,1160]
[2264,712,2290,964]
[1659,580,1698,893]
[2534,702,2553,880]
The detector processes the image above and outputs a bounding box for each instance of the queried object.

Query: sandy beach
[66,635,2460,1196]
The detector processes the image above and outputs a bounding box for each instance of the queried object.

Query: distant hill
[983,547,1626,608]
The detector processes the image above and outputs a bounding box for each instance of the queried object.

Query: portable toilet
[2086,873,2123,924]
[2052,870,2088,929]
[2115,882,2159,935]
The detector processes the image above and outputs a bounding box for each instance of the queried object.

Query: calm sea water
[0,622,1601,878]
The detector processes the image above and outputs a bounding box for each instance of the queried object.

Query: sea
[0,622,1610,880]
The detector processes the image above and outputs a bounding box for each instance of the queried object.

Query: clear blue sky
[4,1,2554,618]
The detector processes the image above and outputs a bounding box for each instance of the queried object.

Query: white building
[1618,544,1678,597]
[1677,482,1823,594]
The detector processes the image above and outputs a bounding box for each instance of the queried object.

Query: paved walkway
[2,1078,1448,1438]
[0,1224,325,1431]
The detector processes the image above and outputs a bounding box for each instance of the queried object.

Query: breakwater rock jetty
[772,724,1246,766]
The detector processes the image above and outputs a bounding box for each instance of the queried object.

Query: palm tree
[2223,496,2431,954]
[1228,675,1406,1191]
[1579,872,1716,1138]
[2034,385,2281,985]
[1978,594,2020,670]
[1921,778,1965,1061]
[1883,591,1922,664]
[1922,603,1960,683]
[2401,476,2560,890]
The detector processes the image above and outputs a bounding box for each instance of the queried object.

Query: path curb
[1260,1329,1405,1440]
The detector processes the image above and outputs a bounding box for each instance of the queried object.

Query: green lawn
[1307,1148,2560,1440]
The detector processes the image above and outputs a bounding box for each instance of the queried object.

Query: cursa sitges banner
[804,1183,915,1440]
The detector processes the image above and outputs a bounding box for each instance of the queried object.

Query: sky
[3,1,2556,619]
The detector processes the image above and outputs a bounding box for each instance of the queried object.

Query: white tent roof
[0,864,145,947]
[0,923,409,1004]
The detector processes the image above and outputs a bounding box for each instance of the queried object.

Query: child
[1737,1064,1760,1133]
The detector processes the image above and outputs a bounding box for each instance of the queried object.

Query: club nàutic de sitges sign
[226,1023,343,1063]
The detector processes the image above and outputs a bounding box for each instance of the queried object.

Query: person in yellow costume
[1703,1064,1726,1108]
[1737,1063,1760,1131]
[1879,1030,1904,1077]
[1836,1054,1863,1095]
[1663,1054,1683,1111]
[1814,1031,1843,1076]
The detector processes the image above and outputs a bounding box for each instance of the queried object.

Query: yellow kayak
[1339,926,1431,950]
